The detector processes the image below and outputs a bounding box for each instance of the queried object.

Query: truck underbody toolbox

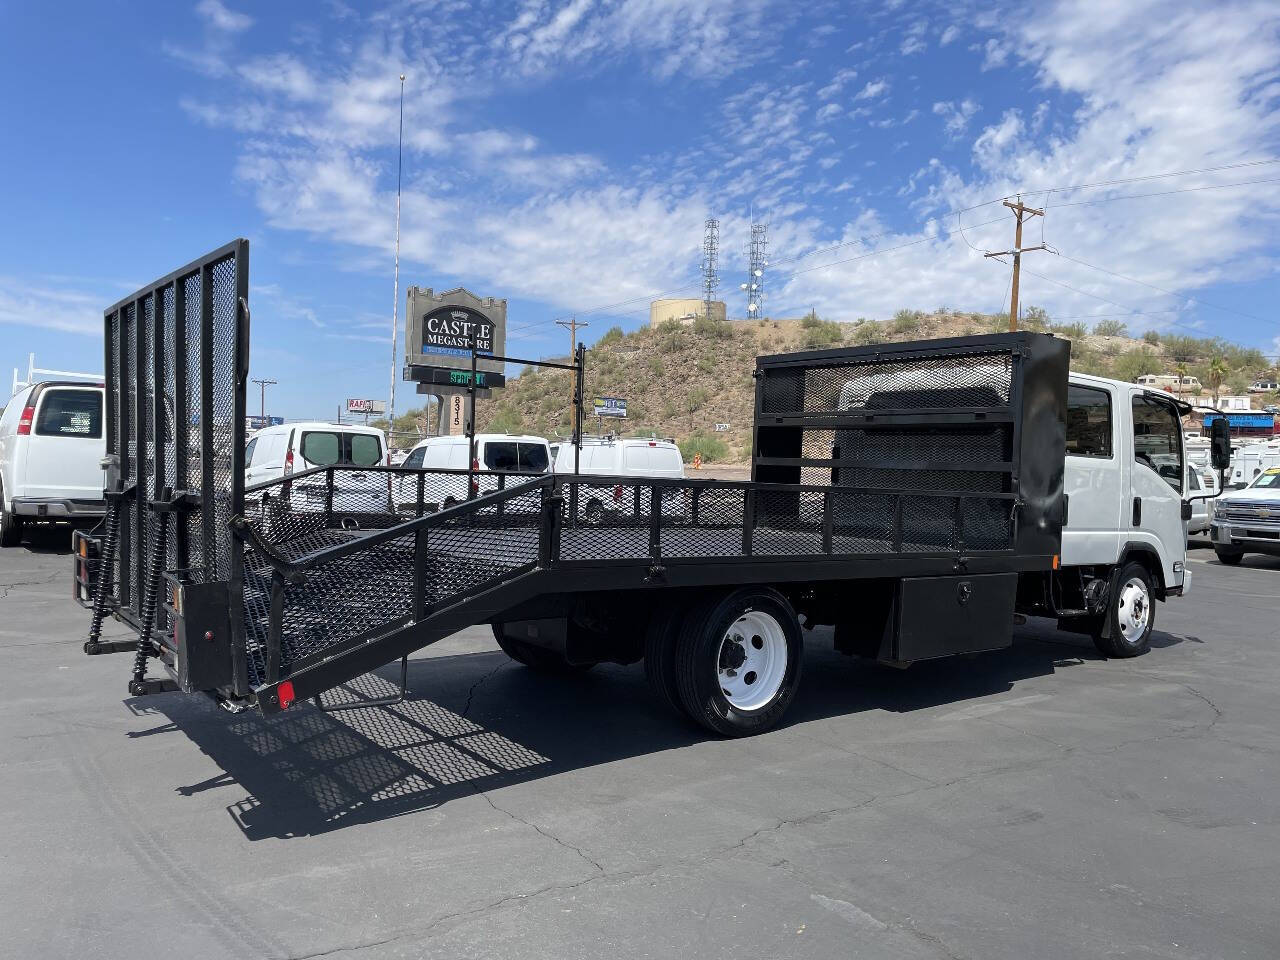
[77,239,1071,729]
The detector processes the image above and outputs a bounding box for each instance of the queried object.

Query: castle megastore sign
[422,306,495,357]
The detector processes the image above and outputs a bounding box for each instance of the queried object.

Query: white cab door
[1129,392,1186,587]
[1062,382,1123,565]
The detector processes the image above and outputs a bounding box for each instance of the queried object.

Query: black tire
[583,498,604,525]
[674,587,803,737]
[1214,547,1244,566]
[1092,561,1155,658]
[643,603,686,717]
[0,480,22,548]
[491,623,593,673]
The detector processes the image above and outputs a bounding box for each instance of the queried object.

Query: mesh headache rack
[76,240,1068,714]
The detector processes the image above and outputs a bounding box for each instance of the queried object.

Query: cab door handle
[1132,497,1142,526]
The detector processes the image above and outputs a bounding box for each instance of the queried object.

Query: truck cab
[1037,373,1191,655]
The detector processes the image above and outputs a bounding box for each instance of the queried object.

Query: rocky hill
[384,308,1276,463]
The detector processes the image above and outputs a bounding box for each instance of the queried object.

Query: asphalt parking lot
[2,529,1278,960]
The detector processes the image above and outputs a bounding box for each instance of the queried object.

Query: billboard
[593,396,627,418]
[346,398,387,414]
[1205,412,1276,430]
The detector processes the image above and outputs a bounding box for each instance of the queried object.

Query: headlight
[1212,499,1228,517]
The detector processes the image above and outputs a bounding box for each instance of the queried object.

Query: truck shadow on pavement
[132,623,1185,841]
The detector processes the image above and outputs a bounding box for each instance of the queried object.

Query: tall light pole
[387,72,406,447]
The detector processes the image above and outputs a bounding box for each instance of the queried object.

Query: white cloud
[0,279,105,336]
[815,103,843,123]
[900,19,929,56]
[817,67,857,101]
[932,97,980,136]
[853,78,890,101]
[939,24,960,46]
[195,0,252,33]
[981,37,1010,70]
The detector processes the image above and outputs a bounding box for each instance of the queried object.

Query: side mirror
[1209,417,1232,471]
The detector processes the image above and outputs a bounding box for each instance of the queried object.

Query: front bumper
[13,497,107,519]
[1211,521,1280,555]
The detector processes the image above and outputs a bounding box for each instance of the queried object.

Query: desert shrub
[598,325,624,345]
[1093,319,1128,337]
[1142,330,1161,345]
[1050,321,1088,339]
[692,314,732,339]
[850,321,881,345]
[678,432,730,463]
[891,308,925,334]
[801,319,843,349]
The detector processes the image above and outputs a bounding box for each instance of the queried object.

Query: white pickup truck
[1048,373,1228,655]
[1210,466,1280,564]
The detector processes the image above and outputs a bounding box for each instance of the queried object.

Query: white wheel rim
[1116,577,1150,642]
[716,610,788,712]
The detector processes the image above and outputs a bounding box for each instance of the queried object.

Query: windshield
[483,441,549,472]
[1250,469,1280,490]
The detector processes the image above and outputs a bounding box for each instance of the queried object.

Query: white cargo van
[553,436,685,523]
[0,382,106,546]
[396,434,551,510]
[245,421,389,515]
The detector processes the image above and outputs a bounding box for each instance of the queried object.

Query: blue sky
[2,0,1279,418]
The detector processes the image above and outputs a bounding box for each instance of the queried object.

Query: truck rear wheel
[1092,562,1155,658]
[1214,547,1244,565]
[491,623,593,673]
[675,588,803,737]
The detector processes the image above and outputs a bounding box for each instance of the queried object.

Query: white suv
[0,382,107,546]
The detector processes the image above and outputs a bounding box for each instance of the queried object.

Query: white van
[0,382,106,546]
[245,421,389,515]
[552,436,685,523]
[396,434,552,510]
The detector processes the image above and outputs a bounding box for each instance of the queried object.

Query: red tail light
[16,402,36,435]
[277,681,296,710]
[283,448,294,476]
[613,484,623,502]
[472,458,479,471]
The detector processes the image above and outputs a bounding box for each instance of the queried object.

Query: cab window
[403,447,425,469]
[1131,395,1183,493]
[1065,384,1112,458]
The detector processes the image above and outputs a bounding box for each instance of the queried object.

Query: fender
[1117,540,1169,597]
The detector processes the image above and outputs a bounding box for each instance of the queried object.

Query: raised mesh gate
[100,240,249,683]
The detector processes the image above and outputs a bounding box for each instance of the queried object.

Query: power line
[1052,251,1275,326]
[1008,157,1280,199]
[1043,175,1280,208]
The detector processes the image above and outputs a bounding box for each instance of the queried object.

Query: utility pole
[986,195,1046,331]
[555,316,588,437]
[251,378,277,420]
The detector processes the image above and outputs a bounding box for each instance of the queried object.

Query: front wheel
[1214,547,1244,566]
[675,588,803,737]
[1092,562,1155,658]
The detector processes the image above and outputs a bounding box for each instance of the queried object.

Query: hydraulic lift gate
[96,240,250,693]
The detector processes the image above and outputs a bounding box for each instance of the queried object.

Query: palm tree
[1175,359,1189,398]
[1207,355,1228,405]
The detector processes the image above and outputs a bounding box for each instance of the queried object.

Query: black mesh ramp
[96,240,249,679]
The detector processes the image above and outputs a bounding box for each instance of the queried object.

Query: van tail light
[283,449,294,477]
[613,484,623,502]
[16,402,36,435]
[472,458,479,471]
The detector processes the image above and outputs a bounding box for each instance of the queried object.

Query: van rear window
[35,389,103,438]
[483,442,549,472]
[299,431,384,467]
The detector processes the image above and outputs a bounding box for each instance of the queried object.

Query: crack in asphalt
[459,661,504,720]
[477,788,605,872]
